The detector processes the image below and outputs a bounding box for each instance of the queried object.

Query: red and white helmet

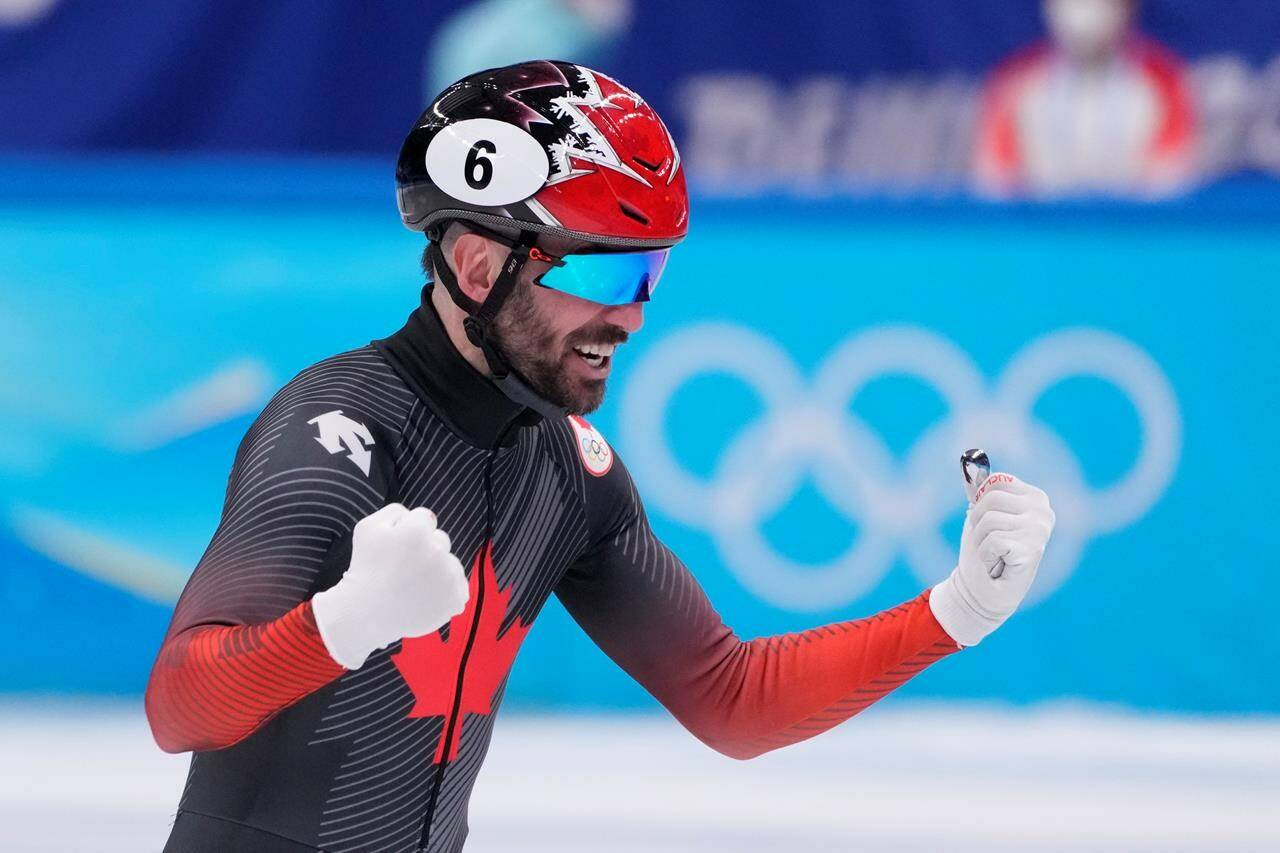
[396,60,688,250]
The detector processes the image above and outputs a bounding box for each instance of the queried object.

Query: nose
[602,301,644,334]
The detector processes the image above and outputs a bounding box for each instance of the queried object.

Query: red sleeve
[145,601,345,753]
[674,591,957,759]
[557,459,960,760]
[143,370,399,754]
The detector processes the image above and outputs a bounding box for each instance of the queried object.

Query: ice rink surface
[2,700,1277,852]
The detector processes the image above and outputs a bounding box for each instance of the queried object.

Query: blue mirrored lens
[538,249,669,305]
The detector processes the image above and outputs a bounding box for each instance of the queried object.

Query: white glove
[929,473,1056,647]
[312,503,470,670]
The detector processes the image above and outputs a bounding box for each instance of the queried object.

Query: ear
[450,233,499,305]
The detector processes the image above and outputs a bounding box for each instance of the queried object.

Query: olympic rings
[619,324,1181,612]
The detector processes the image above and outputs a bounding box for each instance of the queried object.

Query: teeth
[573,343,617,357]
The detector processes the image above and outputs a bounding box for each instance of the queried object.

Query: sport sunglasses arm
[528,246,566,270]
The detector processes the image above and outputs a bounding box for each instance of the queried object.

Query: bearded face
[487,279,630,416]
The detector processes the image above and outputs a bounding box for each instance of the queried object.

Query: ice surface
[2,700,1277,852]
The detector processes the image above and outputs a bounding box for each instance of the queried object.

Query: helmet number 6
[465,140,496,190]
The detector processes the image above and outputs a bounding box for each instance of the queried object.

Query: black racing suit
[146,287,958,852]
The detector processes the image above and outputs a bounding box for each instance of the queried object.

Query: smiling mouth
[571,342,618,371]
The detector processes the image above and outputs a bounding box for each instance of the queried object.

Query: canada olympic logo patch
[568,415,613,477]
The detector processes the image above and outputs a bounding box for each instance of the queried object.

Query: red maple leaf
[391,543,530,763]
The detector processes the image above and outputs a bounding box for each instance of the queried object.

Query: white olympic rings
[619,324,1181,612]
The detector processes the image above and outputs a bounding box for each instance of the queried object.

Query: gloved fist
[929,473,1055,647]
[313,502,469,670]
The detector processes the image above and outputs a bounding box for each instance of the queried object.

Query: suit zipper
[418,418,517,851]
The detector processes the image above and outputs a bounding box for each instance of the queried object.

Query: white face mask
[1045,0,1131,59]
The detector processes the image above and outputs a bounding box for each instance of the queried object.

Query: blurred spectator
[975,0,1196,197]
[426,0,631,101]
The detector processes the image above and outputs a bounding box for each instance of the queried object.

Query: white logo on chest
[568,415,613,477]
[308,410,375,476]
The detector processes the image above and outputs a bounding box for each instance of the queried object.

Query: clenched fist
[930,474,1056,647]
[313,503,469,669]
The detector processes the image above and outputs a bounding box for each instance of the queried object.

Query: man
[975,0,1196,196]
[146,60,1055,852]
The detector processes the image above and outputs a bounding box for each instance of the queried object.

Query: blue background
[3,159,1277,712]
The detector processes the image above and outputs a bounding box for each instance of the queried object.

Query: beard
[487,283,625,415]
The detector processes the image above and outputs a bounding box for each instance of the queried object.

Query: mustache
[566,325,630,348]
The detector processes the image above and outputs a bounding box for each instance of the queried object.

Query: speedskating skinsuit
[146,289,960,852]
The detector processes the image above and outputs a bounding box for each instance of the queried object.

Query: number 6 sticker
[426,118,551,206]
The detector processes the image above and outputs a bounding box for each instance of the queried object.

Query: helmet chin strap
[427,233,570,422]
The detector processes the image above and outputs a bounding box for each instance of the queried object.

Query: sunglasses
[526,245,669,306]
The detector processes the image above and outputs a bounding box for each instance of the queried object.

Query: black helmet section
[397,63,558,240]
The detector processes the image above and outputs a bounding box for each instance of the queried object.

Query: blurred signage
[679,54,1280,196]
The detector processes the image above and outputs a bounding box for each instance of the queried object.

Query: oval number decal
[425,118,550,207]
